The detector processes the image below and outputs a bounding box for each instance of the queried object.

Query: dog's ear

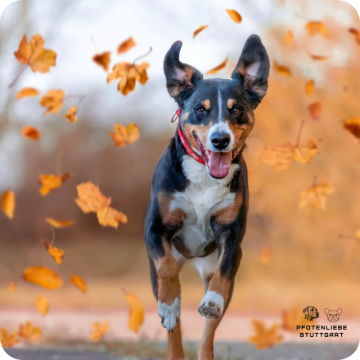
[337,308,342,316]
[303,307,309,315]
[231,34,270,109]
[164,41,203,105]
[324,308,330,315]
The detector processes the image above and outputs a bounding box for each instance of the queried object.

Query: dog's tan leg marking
[168,318,185,360]
[214,193,243,225]
[181,112,189,121]
[227,98,235,109]
[158,192,187,226]
[197,317,222,360]
[202,99,211,110]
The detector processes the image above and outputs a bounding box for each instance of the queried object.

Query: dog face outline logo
[324,308,342,322]
[303,306,319,322]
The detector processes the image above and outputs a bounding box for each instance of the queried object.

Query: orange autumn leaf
[63,106,78,124]
[23,266,64,290]
[226,9,242,23]
[70,274,87,293]
[248,320,283,349]
[39,89,65,115]
[36,295,49,316]
[2,191,15,219]
[19,322,42,342]
[206,57,228,75]
[349,28,360,45]
[308,102,322,121]
[107,61,150,95]
[285,30,293,44]
[305,80,314,95]
[125,292,145,334]
[306,21,327,37]
[40,240,65,265]
[45,218,75,228]
[299,181,334,210]
[343,117,360,142]
[282,307,310,332]
[110,123,140,147]
[310,54,328,61]
[193,25,209,39]
[38,173,72,196]
[90,320,110,342]
[93,51,111,72]
[8,282,15,293]
[22,126,41,140]
[16,87,39,99]
[117,37,136,55]
[0,328,19,348]
[14,34,57,73]
[260,247,272,265]
[273,61,292,76]
[75,181,128,229]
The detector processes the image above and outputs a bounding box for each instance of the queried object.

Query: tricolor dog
[144,35,270,360]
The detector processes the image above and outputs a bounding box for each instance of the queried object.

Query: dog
[324,308,342,322]
[303,306,320,322]
[144,35,270,360]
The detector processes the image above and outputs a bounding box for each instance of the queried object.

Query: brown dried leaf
[117,37,136,55]
[226,9,242,23]
[63,106,78,124]
[343,117,360,141]
[2,191,15,219]
[206,57,228,75]
[193,25,209,39]
[93,52,111,72]
[0,328,19,348]
[39,89,65,115]
[70,274,87,293]
[273,61,292,76]
[40,240,65,265]
[45,218,75,228]
[16,87,39,99]
[299,181,334,210]
[248,320,283,349]
[19,321,42,342]
[36,295,49,316]
[38,173,72,196]
[109,123,140,147]
[22,126,41,140]
[308,102,322,121]
[23,266,64,290]
[90,320,110,342]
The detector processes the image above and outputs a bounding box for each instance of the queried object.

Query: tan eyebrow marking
[227,99,236,109]
[181,112,189,121]
[201,99,211,110]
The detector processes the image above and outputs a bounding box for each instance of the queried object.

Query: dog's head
[164,35,270,179]
[303,306,319,321]
[324,308,342,322]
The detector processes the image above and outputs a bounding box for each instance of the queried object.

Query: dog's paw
[198,291,224,319]
[158,296,181,333]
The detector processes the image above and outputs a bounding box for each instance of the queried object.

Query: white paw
[158,296,181,332]
[198,291,224,319]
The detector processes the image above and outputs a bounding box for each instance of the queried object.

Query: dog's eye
[196,106,206,114]
[232,105,243,115]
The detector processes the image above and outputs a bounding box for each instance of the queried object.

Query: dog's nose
[210,132,230,150]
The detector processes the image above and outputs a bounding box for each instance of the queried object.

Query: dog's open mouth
[193,132,236,179]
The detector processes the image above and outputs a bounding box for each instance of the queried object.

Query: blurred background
[0,0,359,352]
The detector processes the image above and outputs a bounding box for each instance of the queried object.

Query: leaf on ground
[308,102,322,121]
[8,282,15,293]
[349,28,360,44]
[62,106,78,124]
[23,266,63,290]
[93,52,111,72]
[260,247,272,265]
[282,307,311,332]
[248,320,283,349]
[2,191,15,219]
[226,9,242,23]
[125,292,145,334]
[39,89,65,115]
[273,61,292,76]
[70,274,87,293]
[90,320,110,342]
[45,218,75,228]
[109,123,140,147]
[206,57,228,75]
[14,34,56,73]
[299,181,334,210]
[36,295,49,316]
[193,25,209,39]
[22,126,41,140]
[16,87,39,99]
[285,31,293,44]
[306,21,327,37]
[343,117,360,142]
[117,37,136,55]
[0,328,19,348]
[40,240,65,265]
[38,173,72,196]
[305,80,314,95]
[19,322,42,342]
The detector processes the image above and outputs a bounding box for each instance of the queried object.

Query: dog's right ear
[337,308,342,316]
[164,41,203,104]
[324,308,330,315]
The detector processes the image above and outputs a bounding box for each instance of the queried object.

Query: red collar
[173,108,206,165]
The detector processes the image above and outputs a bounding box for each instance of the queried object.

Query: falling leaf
[263,139,320,171]
[260,247,272,265]
[14,34,56,73]
[248,320,283,349]
[16,87,39,99]
[2,191,15,219]
[90,320,110,342]
[40,240,65,265]
[23,266,63,290]
[19,322,42,342]
[62,106,78,124]
[305,80,314,95]
[349,28,360,44]
[22,126,41,140]
[109,123,140,147]
[285,31,293,44]
[206,57,228,75]
[308,102,322,121]
[117,37,137,54]
[124,292,145,333]
[75,181,128,229]
[306,21,327,37]
[0,328,19,348]
[273,61,292,76]
[107,61,150,96]
[36,295,49,316]
[45,218,75,228]
[8,282,15,293]
[38,173,72,196]
[39,89,65,115]
[309,54,328,61]
[70,274,87,293]
[93,52,111,72]
[193,25,209,39]
[226,9,242,23]
[299,181,334,210]
[343,117,360,141]
[282,307,312,332]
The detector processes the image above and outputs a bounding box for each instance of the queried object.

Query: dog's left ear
[231,35,270,109]
[164,41,203,105]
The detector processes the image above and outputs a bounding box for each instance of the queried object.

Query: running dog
[144,35,270,360]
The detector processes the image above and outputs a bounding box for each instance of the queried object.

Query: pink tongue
[208,151,232,178]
